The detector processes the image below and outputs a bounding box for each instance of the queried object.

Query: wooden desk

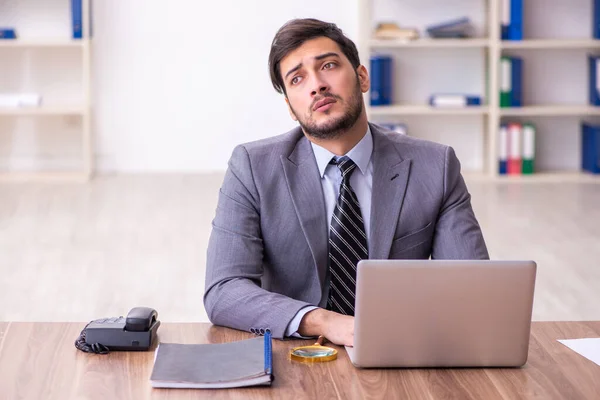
[0,321,599,399]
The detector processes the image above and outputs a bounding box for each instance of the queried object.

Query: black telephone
[75,307,161,354]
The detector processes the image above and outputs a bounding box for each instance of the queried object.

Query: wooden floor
[0,174,599,323]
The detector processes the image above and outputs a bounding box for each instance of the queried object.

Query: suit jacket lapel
[281,134,329,289]
[369,124,412,259]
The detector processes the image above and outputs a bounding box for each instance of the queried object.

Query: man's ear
[285,97,298,121]
[357,65,370,93]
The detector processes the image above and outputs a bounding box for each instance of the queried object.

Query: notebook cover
[150,332,273,389]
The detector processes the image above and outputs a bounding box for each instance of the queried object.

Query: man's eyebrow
[285,63,302,80]
[284,52,341,80]
[314,52,340,61]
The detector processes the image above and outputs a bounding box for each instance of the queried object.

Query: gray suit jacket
[204,123,489,339]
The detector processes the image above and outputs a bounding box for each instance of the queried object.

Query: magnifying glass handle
[315,335,325,346]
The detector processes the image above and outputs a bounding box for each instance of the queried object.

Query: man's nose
[310,76,329,96]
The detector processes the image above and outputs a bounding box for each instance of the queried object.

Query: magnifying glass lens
[292,346,336,358]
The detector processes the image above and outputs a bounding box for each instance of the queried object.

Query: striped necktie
[327,156,368,315]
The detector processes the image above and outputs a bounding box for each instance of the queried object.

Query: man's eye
[323,62,335,69]
[291,76,301,85]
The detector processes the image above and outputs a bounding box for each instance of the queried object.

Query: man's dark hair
[268,18,361,95]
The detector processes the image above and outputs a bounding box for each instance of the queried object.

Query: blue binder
[0,28,17,39]
[582,123,600,174]
[499,124,508,175]
[594,0,600,38]
[71,0,82,39]
[509,0,523,40]
[370,55,393,106]
[589,55,600,106]
[511,57,523,107]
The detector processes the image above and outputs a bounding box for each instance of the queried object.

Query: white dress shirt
[285,127,374,337]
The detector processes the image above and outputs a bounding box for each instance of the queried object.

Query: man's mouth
[313,97,337,112]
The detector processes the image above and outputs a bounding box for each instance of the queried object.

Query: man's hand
[298,308,354,346]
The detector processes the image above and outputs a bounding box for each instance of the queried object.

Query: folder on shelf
[0,28,17,39]
[508,0,523,40]
[429,94,481,107]
[507,123,522,175]
[370,55,393,106]
[594,0,600,39]
[522,123,535,174]
[589,55,600,106]
[500,57,512,107]
[582,122,600,174]
[71,0,83,39]
[511,57,523,107]
[501,0,510,40]
[498,124,508,175]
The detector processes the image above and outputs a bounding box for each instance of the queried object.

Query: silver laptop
[346,260,537,368]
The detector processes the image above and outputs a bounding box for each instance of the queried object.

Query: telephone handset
[75,307,161,354]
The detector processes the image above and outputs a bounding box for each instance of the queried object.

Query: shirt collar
[311,126,373,178]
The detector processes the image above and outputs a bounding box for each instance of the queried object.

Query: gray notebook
[149,332,273,389]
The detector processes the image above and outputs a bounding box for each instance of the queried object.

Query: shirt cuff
[285,306,319,338]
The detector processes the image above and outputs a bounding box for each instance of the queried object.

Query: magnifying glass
[289,335,338,363]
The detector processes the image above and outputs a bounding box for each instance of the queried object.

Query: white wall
[92,0,360,172]
[0,0,595,173]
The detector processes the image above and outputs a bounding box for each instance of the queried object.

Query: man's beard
[290,79,363,140]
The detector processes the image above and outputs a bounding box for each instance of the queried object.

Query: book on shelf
[429,94,481,108]
[500,57,523,108]
[149,331,273,389]
[594,0,600,39]
[589,55,600,106]
[581,122,600,174]
[0,28,17,39]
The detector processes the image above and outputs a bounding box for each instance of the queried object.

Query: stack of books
[498,122,536,175]
[501,0,523,40]
[500,56,523,108]
[582,122,600,174]
[426,17,473,39]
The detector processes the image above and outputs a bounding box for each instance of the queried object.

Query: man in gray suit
[204,18,489,346]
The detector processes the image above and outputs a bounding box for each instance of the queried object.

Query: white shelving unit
[0,0,92,182]
[359,0,600,183]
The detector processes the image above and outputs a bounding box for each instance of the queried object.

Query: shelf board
[464,172,600,183]
[370,38,490,48]
[499,105,600,117]
[501,39,600,49]
[0,39,88,48]
[369,105,489,116]
[0,171,89,183]
[0,106,86,116]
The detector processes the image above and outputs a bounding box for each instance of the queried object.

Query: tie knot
[331,156,357,180]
